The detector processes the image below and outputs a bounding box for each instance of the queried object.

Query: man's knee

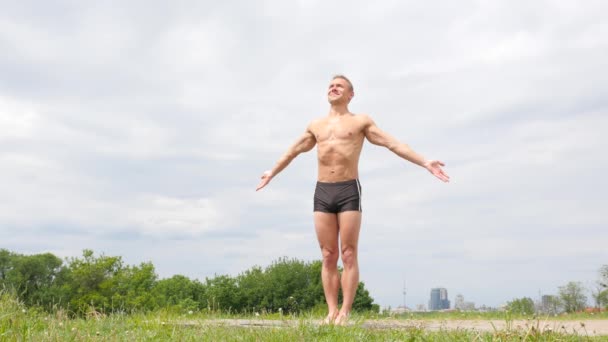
[321,247,339,265]
[341,246,358,268]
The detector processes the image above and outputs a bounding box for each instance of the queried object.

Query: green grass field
[2,292,607,341]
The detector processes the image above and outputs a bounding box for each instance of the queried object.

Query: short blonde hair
[332,74,354,92]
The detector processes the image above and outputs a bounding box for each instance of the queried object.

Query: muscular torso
[309,114,368,182]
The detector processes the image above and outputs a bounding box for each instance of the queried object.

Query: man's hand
[423,160,450,183]
[256,170,274,191]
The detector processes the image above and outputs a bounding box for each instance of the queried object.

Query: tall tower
[402,280,407,309]
[429,288,440,310]
[429,287,450,310]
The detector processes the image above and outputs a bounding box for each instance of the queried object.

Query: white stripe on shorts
[356,179,362,211]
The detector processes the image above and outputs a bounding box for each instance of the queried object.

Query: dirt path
[361,319,604,336]
[188,318,608,336]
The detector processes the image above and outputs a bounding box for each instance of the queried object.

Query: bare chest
[313,119,364,143]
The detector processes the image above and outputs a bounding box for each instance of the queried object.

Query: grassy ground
[2,293,607,341]
[3,313,605,342]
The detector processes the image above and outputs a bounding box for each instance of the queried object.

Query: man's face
[327,78,353,104]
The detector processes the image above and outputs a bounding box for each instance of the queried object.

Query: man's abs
[316,163,359,182]
[315,141,363,182]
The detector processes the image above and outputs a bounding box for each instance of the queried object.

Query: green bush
[0,249,378,316]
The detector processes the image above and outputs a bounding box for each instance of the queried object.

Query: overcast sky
[1,0,607,310]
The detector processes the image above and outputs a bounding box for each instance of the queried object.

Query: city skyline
[395,281,599,312]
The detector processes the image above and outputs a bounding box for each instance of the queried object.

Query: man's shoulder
[351,113,374,124]
[306,117,325,134]
[352,112,371,118]
[308,116,325,127]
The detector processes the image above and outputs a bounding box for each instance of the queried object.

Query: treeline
[0,249,378,316]
[506,265,608,315]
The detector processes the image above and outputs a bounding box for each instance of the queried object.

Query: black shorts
[313,179,362,213]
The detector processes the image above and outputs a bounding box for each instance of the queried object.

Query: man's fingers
[257,171,273,191]
[256,176,271,190]
[433,169,450,182]
[428,161,449,182]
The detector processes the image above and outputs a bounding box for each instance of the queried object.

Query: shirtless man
[256,75,449,325]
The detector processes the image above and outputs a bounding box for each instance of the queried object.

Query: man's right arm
[256,126,316,191]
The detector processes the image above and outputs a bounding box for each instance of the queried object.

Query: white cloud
[0,96,39,139]
[127,195,222,236]
[1,0,607,309]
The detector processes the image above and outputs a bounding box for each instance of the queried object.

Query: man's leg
[335,210,362,324]
[314,211,340,323]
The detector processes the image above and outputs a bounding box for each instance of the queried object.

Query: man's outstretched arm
[256,127,316,191]
[363,116,450,182]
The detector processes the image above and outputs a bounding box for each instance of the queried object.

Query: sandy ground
[189,318,608,336]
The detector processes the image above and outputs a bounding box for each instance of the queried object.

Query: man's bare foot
[334,312,349,326]
[321,312,338,325]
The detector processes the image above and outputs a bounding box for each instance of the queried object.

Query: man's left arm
[363,115,450,182]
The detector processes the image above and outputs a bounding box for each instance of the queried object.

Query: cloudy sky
[1,0,607,309]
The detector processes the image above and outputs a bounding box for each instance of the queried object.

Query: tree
[0,250,64,308]
[205,274,240,312]
[541,295,562,314]
[236,266,268,311]
[558,282,588,313]
[0,249,12,282]
[63,249,124,314]
[263,257,318,313]
[595,265,608,310]
[112,261,158,311]
[591,285,608,310]
[153,275,205,311]
[506,297,535,315]
[600,265,608,289]
[352,282,378,312]
[299,260,325,310]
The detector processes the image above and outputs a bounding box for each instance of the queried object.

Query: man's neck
[328,104,350,117]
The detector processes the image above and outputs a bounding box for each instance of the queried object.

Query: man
[256,75,449,325]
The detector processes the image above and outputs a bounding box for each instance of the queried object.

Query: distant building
[454,294,464,309]
[429,288,450,310]
[389,306,410,315]
[541,295,560,314]
[541,295,553,308]
[454,293,475,311]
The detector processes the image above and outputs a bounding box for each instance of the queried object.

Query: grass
[3,313,603,342]
[2,292,606,341]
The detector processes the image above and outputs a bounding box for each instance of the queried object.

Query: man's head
[328,74,354,105]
